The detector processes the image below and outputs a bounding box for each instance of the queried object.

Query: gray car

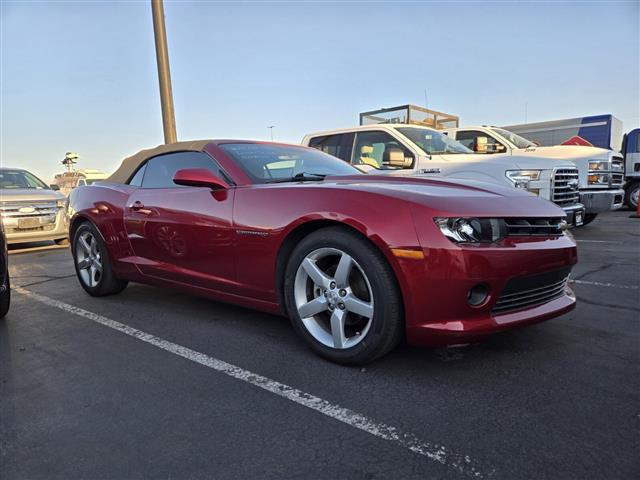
[0,168,68,245]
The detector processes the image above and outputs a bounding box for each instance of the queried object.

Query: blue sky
[1,0,638,181]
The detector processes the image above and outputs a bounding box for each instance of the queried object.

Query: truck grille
[492,267,571,315]
[504,218,565,236]
[552,168,580,206]
[611,157,624,187]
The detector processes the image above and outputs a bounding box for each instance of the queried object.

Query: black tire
[581,213,598,226]
[283,226,403,365]
[625,182,639,210]
[72,222,128,296]
[54,237,70,246]
[0,272,10,319]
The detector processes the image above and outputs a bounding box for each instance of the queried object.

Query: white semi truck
[302,106,586,226]
[444,125,624,224]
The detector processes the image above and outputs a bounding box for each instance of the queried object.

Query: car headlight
[588,173,609,185]
[588,161,609,171]
[505,170,541,189]
[434,217,507,243]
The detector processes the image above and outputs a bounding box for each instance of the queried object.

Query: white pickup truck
[302,124,586,226]
[444,126,624,224]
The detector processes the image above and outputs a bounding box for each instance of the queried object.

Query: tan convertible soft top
[107,140,212,184]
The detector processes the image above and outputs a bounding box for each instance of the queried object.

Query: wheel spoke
[298,296,328,318]
[334,253,353,287]
[90,237,98,256]
[77,258,91,270]
[89,265,98,287]
[344,295,374,318]
[330,309,347,349]
[301,258,331,288]
[78,236,91,255]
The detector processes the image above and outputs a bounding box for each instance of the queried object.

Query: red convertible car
[68,140,577,364]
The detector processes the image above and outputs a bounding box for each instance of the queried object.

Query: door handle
[130,201,145,211]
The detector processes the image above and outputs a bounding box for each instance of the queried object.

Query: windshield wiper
[268,172,328,183]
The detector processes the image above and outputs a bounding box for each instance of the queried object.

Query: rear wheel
[73,222,128,296]
[284,227,403,365]
[582,213,598,226]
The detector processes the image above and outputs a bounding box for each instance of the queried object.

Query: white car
[302,124,586,227]
[0,168,68,245]
[444,126,624,224]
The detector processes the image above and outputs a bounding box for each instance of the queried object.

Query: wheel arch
[274,219,405,313]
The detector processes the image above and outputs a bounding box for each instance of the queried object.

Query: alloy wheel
[293,247,374,349]
[75,231,103,288]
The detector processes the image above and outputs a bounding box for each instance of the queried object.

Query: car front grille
[504,218,565,236]
[492,267,571,315]
[0,200,58,218]
[552,168,580,206]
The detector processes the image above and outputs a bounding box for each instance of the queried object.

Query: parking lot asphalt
[1,210,639,480]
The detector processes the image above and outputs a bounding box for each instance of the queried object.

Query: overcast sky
[1,0,638,181]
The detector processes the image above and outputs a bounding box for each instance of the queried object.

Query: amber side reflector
[391,248,425,260]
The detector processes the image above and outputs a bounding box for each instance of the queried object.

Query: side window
[308,133,354,161]
[141,151,223,188]
[352,131,413,169]
[128,164,146,186]
[455,130,505,154]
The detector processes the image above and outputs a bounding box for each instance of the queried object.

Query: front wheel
[284,227,403,365]
[73,222,128,296]
[625,182,639,210]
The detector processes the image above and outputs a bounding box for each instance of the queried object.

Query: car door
[123,151,237,293]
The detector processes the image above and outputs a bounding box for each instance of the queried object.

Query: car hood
[0,189,65,203]
[268,175,566,218]
[434,153,576,170]
[512,145,611,161]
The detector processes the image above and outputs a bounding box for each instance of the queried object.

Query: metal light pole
[268,125,275,142]
[151,0,177,144]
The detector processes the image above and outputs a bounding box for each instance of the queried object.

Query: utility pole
[151,0,177,144]
[268,125,275,142]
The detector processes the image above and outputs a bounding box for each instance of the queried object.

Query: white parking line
[14,286,490,478]
[570,279,638,290]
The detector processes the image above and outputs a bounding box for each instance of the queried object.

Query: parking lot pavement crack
[576,297,640,314]
[13,285,494,479]
[571,263,615,281]
[14,274,77,288]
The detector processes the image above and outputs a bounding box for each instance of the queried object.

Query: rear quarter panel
[68,184,138,278]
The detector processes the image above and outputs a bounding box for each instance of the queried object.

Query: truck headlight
[434,217,507,243]
[506,170,541,189]
[588,173,609,185]
[588,161,609,171]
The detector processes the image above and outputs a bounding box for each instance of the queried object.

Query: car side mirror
[50,184,60,191]
[173,168,229,190]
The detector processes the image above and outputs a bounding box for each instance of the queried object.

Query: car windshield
[219,143,362,184]
[492,128,536,149]
[397,127,472,154]
[0,169,49,189]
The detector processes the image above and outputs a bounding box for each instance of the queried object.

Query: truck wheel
[72,222,128,296]
[284,226,404,365]
[582,214,598,226]
[625,182,639,210]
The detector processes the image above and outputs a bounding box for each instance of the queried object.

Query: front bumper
[394,233,578,347]
[561,203,586,227]
[579,189,624,214]
[4,209,68,245]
